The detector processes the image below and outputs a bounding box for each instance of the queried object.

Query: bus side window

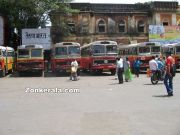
[2,51,6,57]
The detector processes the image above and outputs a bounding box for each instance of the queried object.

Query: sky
[72,0,180,4]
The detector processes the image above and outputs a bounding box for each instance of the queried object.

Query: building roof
[69,1,179,13]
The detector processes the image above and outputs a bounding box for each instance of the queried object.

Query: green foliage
[0,0,73,31]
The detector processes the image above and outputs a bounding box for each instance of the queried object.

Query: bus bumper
[17,67,44,72]
[92,65,116,72]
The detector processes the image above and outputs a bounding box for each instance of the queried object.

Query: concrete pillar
[155,13,161,25]
[172,13,176,25]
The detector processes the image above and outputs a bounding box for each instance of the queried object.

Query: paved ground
[0,71,180,135]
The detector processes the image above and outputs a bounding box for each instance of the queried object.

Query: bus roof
[118,43,140,49]
[90,41,117,45]
[0,46,14,51]
[81,40,117,49]
[18,44,43,49]
[0,46,6,50]
[6,47,14,51]
[54,42,80,47]
[137,42,161,47]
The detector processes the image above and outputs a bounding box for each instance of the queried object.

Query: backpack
[170,64,176,77]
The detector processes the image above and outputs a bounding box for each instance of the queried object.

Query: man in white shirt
[149,56,158,71]
[117,57,124,84]
[70,59,78,81]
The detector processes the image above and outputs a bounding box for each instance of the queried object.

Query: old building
[50,1,179,45]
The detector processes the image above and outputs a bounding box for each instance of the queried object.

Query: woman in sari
[124,57,132,82]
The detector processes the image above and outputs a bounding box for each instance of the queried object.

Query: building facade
[50,1,179,45]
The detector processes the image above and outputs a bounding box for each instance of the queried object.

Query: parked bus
[17,44,44,76]
[118,42,162,72]
[0,46,15,77]
[137,42,162,71]
[81,41,118,75]
[51,42,81,75]
[119,43,139,68]
[162,43,180,69]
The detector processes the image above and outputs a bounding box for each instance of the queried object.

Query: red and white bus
[51,42,81,75]
[81,41,118,74]
[119,43,139,68]
[119,42,162,71]
[162,43,180,69]
[137,42,162,71]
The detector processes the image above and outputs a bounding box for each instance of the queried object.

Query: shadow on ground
[152,95,172,98]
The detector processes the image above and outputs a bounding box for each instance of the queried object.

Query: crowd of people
[115,51,176,97]
[71,51,176,97]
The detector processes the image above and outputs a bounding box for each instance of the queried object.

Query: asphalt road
[0,72,180,135]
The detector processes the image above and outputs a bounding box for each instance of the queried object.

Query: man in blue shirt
[133,58,141,77]
[156,57,165,80]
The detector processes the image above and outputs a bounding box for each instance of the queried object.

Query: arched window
[67,22,75,33]
[162,18,169,26]
[138,20,145,33]
[98,20,106,33]
[118,20,125,33]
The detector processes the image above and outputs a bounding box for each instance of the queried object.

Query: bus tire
[39,71,44,77]
[10,68,13,74]
[18,71,24,77]
[0,69,5,77]
[111,70,116,75]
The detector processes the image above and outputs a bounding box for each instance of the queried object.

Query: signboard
[22,28,51,50]
[149,25,180,44]
[0,16,4,46]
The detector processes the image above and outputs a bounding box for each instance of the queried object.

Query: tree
[0,0,73,31]
[0,0,75,46]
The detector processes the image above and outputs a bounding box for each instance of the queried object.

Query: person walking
[164,52,175,96]
[133,58,141,77]
[117,57,124,84]
[70,59,78,81]
[123,57,132,82]
[156,57,165,80]
[115,57,119,80]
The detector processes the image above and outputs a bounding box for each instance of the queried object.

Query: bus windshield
[92,45,105,55]
[55,47,67,56]
[106,45,117,55]
[18,49,29,58]
[31,49,42,57]
[68,46,80,55]
[139,47,150,55]
[176,46,180,54]
[151,46,161,54]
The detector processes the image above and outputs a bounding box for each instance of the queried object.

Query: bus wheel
[18,72,24,77]
[111,70,116,75]
[0,69,5,77]
[39,71,44,77]
[10,68,13,74]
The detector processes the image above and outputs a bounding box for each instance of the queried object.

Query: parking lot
[0,71,180,135]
